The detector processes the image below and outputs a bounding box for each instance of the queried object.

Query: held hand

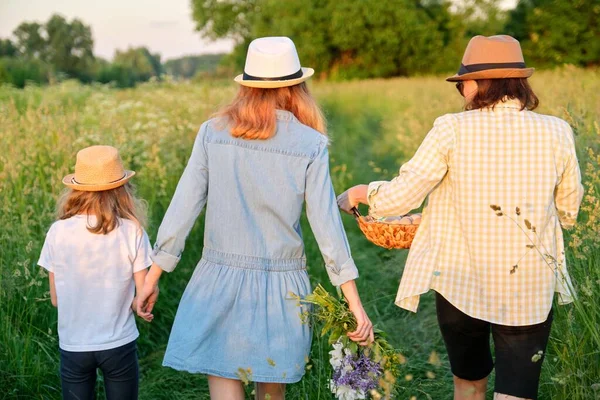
[337,185,368,214]
[136,279,159,320]
[132,296,154,322]
[347,301,374,346]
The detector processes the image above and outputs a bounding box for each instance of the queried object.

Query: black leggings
[435,293,553,400]
[60,340,138,400]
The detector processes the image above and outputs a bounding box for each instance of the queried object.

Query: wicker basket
[351,207,421,249]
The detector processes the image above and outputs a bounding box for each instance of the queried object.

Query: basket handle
[350,207,362,219]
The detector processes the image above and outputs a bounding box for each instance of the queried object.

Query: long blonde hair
[214,82,326,140]
[56,183,148,234]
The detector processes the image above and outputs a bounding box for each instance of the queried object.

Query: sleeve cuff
[560,222,576,230]
[150,248,180,273]
[327,257,359,287]
[557,292,574,305]
[367,180,387,217]
[558,210,579,229]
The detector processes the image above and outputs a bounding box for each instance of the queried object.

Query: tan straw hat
[234,37,314,89]
[62,145,135,192]
[446,35,534,82]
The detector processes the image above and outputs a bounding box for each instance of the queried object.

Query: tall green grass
[1,69,599,399]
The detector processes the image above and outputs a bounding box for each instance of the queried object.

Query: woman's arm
[340,280,374,345]
[305,138,373,345]
[137,123,209,317]
[151,123,210,273]
[555,126,584,229]
[338,116,455,217]
[49,272,57,307]
[336,184,368,211]
[305,138,359,286]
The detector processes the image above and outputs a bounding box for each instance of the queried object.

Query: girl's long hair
[56,183,148,234]
[214,82,326,140]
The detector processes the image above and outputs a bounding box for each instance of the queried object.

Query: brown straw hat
[62,145,135,192]
[446,35,534,82]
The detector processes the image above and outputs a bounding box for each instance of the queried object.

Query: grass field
[1,68,600,399]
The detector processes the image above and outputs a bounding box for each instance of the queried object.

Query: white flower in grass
[329,379,336,392]
[329,341,344,368]
[334,385,366,400]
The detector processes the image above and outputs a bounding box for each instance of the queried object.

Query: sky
[0,0,518,61]
[0,0,235,60]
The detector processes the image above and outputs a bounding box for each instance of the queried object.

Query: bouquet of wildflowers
[294,285,402,400]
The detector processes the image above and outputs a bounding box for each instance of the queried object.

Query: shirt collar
[275,109,297,121]
[494,97,523,110]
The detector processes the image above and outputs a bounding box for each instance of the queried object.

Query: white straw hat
[62,145,135,192]
[234,37,314,89]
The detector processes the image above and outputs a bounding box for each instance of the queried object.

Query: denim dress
[151,110,359,383]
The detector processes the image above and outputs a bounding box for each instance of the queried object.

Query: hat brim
[446,67,535,82]
[234,67,314,88]
[62,171,136,192]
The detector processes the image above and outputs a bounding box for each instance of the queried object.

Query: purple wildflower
[332,351,382,394]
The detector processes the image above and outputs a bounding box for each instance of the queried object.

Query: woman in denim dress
[136,37,374,400]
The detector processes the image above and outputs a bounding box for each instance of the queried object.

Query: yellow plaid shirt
[368,99,584,326]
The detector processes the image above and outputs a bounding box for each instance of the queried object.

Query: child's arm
[133,269,154,322]
[49,272,57,307]
[39,224,57,307]
[137,264,161,319]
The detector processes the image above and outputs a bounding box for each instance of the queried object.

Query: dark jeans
[60,340,138,400]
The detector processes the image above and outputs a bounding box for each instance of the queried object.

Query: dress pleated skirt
[162,248,312,383]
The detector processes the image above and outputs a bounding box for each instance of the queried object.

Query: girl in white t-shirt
[38,145,153,400]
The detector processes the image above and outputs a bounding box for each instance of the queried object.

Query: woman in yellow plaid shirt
[338,35,584,400]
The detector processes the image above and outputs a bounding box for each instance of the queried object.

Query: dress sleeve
[151,122,210,272]
[305,138,359,286]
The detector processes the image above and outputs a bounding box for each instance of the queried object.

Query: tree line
[0,14,164,88]
[0,14,225,88]
[192,0,600,80]
[164,54,226,79]
[1,1,598,88]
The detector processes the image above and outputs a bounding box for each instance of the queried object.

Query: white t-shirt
[38,215,152,352]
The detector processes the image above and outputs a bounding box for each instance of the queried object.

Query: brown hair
[464,78,539,111]
[214,82,326,140]
[57,183,148,234]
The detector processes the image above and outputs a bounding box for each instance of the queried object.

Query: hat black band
[243,69,303,81]
[458,62,527,75]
